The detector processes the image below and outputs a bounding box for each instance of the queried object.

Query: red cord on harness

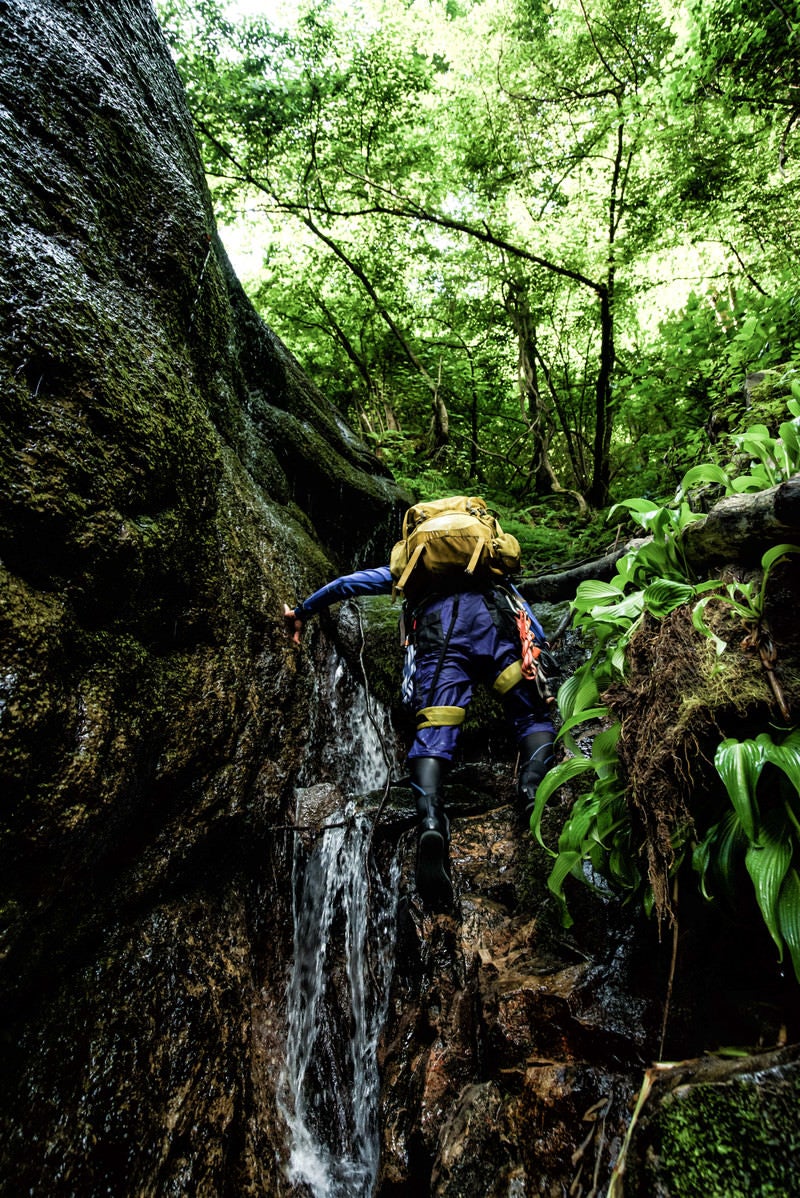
[515,608,540,680]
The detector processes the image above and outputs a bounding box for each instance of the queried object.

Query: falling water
[279,653,401,1197]
[298,646,396,795]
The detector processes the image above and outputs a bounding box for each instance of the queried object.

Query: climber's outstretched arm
[283,565,393,643]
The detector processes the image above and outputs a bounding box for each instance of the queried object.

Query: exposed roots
[603,601,799,928]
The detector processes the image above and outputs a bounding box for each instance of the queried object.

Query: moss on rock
[0,3,409,1192]
[620,1048,800,1198]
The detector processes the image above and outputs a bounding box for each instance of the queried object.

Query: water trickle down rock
[279,808,401,1198]
[280,649,403,1198]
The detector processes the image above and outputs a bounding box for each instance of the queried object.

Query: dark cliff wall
[0,1,404,1191]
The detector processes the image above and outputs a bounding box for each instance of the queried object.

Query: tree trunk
[586,281,615,508]
[504,279,559,494]
[430,357,450,449]
[518,541,647,603]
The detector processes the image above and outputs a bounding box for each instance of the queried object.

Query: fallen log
[680,474,800,568]
[519,477,800,603]
[518,541,646,604]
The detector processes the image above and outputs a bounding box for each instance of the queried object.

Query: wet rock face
[375,785,659,1198]
[374,775,799,1198]
[0,1,403,1192]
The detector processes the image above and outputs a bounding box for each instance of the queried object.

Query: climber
[283,501,556,911]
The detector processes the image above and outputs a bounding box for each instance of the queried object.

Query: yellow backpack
[390,496,521,602]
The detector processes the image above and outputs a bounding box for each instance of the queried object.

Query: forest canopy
[156,0,800,533]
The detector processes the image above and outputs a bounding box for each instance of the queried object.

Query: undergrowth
[529,396,800,982]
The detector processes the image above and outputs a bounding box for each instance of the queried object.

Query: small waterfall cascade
[298,645,396,795]
[279,650,401,1197]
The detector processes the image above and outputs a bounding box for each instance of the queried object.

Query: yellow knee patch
[416,705,466,729]
[493,660,523,695]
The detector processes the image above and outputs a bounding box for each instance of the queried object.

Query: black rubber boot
[410,757,453,910]
[517,731,555,824]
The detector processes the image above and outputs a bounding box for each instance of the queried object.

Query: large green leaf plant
[681,393,800,496]
[531,406,800,978]
[695,731,800,983]
[530,495,712,921]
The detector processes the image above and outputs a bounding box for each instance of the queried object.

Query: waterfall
[279,655,401,1198]
[298,646,396,795]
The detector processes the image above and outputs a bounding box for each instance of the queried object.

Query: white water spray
[279,809,400,1197]
[298,646,396,795]
[279,655,401,1197]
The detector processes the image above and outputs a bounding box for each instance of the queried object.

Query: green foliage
[613,288,800,500]
[692,543,800,657]
[681,396,800,497]
[491,503,606,572]
[527,491,712,918]
[694,731,800,982]
[531,709,635,926]
[685,0,800,118]
[525,407,800,968]
[155,0,800,511]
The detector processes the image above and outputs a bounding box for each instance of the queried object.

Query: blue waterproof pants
[408,591,555,762]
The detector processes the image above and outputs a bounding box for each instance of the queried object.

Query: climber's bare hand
[283,603,304,645]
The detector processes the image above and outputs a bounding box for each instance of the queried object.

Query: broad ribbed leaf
[608,498,661,519]
[556,670,584,720]
[692,830,713,899]
[778,868,800,984]
[760,729,800,794]
[723,581,757,618]
[588,839,608,873]
[760,542,800,573]
[745,811,793,955]
[780,418,800,458]
[609,845,640,890]
[695,579,725,595]
[777,421,800,475]
[643,578,696,618]
[546,850,582,925]
[591,723,622,767]
[692,597,727,655]
[610,643,628,674]
[693,810,747,903]
[575,673,605,712]
[680,463,732,492]
[528,756,597,852]
[575,579,624,604]
[738,429,775,469]
[612,551,638,587]
[594,809,628,849]
[558,707,609,736]
[715,738,764,842]
[592,592,644,623]
[731,476,767,494]
[559,795,600,850]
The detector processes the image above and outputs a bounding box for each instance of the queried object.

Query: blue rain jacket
[294,566,554,760]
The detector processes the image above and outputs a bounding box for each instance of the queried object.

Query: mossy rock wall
[617,1046,800,1197]
[0,2,407,1191]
